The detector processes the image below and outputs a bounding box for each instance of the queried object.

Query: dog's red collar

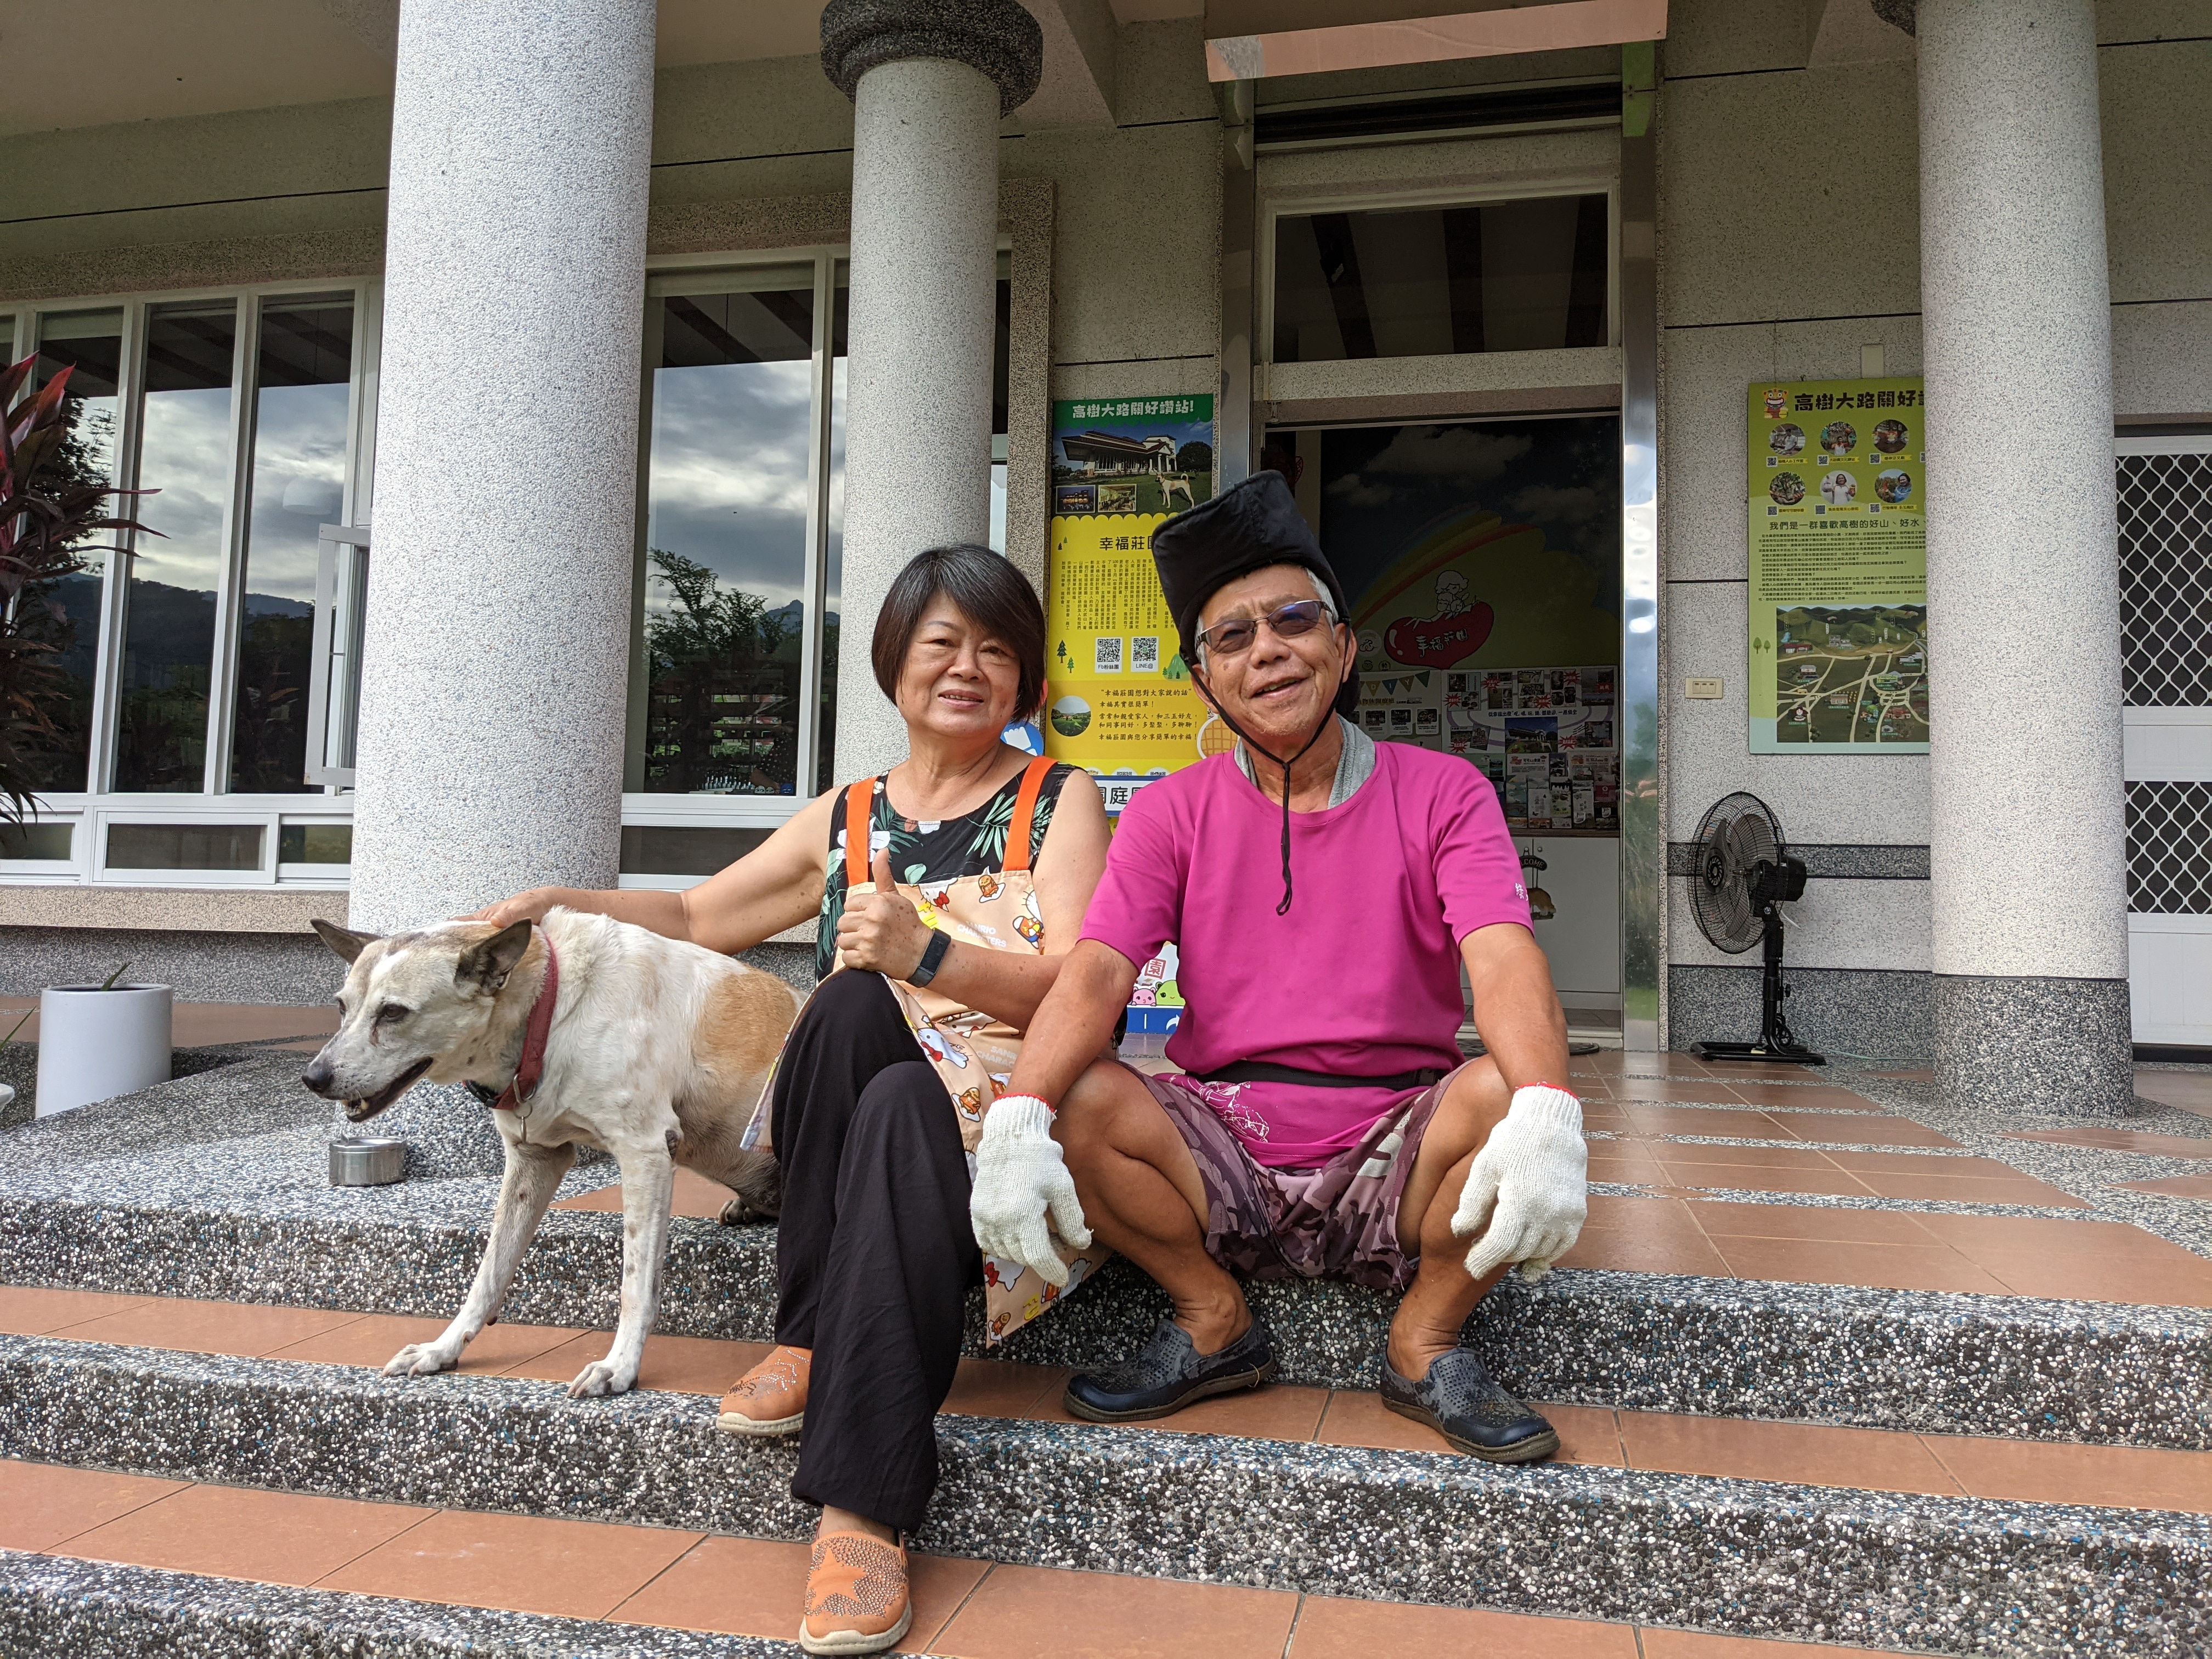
[489,934,559,1112]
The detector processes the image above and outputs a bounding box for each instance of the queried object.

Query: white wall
[1654,1,2212,1006]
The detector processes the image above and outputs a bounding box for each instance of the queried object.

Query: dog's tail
[716,1148,783,1225]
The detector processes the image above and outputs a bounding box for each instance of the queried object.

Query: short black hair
[871,544,1048,719]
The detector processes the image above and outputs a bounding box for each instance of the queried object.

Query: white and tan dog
[303,909,798,1398]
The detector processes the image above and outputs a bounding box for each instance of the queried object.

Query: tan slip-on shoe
[800,1528,911,1655]
[716,1344,810,1436]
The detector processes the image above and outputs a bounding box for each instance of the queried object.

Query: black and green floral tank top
[816,761,1076,979]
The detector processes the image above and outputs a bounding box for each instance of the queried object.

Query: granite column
[348,0,657,928]
[820,0,1042,781]
[1915,0,2134,1111]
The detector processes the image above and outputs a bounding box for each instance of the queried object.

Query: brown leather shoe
[800,1528,911,1655]
[716,1344,809,1436]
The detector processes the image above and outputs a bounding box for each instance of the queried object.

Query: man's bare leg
[1052,1058,1252,1355]
[1386,1056,1515,1380]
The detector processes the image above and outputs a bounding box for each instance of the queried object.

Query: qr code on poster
[1131,635,1160,673]
[1094,636,1124,674]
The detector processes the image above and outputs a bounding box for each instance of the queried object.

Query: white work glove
[1452,1084,1588,1283]
[969,1095,1092,1289]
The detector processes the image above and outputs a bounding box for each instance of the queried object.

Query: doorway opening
[1266,414,1625,1044]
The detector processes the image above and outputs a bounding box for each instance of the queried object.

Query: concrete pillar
[821,0,1042,781]
[348,0,657,929]
[1915,0,2134,1112]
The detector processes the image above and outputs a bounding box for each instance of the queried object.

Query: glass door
[1269,414,1626,1036]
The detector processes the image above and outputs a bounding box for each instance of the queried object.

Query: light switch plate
[1684,676,1724,699]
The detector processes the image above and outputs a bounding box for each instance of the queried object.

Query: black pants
[770,970,979,1534]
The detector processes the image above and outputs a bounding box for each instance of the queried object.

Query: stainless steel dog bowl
[330,1136,408,1186]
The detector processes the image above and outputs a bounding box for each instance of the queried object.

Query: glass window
[818,278,849,794]
[230,297,354,792]
[25,309,126,794]
[0,822,73,860]
[636,271,818,798]
[618,825,771,877]
[115,302,239,792]
[277,822,352,864]
[105,822,262,870]
[1272,194,1610,364]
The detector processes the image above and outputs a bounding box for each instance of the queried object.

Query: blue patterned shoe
[1380,1347,1559,1463]
[1063,1317,1276,1422]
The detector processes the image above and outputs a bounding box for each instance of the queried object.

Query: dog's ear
[456,920,535,993]
[311,919,380,963]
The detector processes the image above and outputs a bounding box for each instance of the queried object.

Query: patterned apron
[745,755,1109,1341]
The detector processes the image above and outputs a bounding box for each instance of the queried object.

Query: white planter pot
[35,985,173,1117]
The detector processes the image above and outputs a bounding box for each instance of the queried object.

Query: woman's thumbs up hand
[836,848,935,978]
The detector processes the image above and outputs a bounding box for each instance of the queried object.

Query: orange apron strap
[1001,757,1056,876]
[844,777,877,891]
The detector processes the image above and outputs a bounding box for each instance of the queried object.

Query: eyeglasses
[1195,599,1336,659]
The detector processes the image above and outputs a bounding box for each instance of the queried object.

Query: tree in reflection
[643,549,800,795]
[230,603,315,792]
[2,356,149,817]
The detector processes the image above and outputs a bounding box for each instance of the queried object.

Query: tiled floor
[8,1284,2208,1516]
[0,1458,1910,1657]
[0,996,338,1051]
[1558,1192,2212,1304]
[2135,1069,2212,1120]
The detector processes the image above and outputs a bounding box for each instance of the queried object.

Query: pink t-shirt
[1080,742,1532,1168]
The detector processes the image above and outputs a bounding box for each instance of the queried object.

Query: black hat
[1149,470,1358,717]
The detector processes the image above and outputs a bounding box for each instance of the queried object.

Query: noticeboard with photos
[1356,662,1619,835]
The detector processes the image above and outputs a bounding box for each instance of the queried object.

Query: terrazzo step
[3,1059,2204,1447]
[4,1179,2205,1447]
[1,1330,2204,1655]
[0,1550,805,1659]
[0,1463,1918,1659]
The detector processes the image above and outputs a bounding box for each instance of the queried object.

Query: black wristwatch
[907,929,953,986]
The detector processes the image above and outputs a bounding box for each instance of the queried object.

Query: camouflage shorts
[1135,1065,1459,1293]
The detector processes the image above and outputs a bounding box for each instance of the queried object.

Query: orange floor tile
[554,1166,739,1218]
[1288,1595,1638,1657]
[266,1312,589,1374]
[2114,1174,2212,1199]
[932,1560,1299,1659]
[2009,1126,2212,1158]
[0,997,338,1048]
[0,1285,151,1336]
[2134,1069,2212,1119]
[0,1458,188,1553]
[68,1482,433,1588]
[54,1296,365,1357]
[321,1508,703,1622]
[1613,1411,1962,1497]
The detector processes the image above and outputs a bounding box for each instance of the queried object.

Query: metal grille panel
[2118,451,2212,706]
[2126,781,2212,914]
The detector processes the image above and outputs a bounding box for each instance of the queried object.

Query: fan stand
[1692,904,1826,1066]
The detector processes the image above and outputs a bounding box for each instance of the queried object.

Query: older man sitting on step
[964,470,1589,1460]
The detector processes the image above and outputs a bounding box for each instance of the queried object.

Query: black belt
[1195,1060,1447,1092]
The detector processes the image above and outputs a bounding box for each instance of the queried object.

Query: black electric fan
[1687,792,1825,1065]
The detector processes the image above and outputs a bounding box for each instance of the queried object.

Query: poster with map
[1747,378,1929,753]
[1042,395,1217,814]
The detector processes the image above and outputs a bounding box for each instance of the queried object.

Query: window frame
[1257,178,1622,370]
[6,238,1012,894]
[619,247,845,865]
[9,278,379,812]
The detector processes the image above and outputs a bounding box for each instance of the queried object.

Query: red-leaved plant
[0,354,157,825]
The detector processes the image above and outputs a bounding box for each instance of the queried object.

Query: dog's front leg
[385,1138,576,1379]
[566,1136,675,1398]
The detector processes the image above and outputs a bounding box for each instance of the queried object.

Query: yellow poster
[1747,378,1929,752]
[1043,395,1217,814]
